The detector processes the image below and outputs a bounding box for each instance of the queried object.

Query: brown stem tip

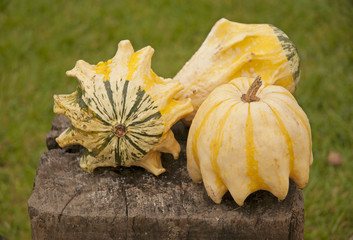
[241,76,262,103]
[113,124,127,137]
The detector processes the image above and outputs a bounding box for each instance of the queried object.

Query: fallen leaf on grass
[327,151,344,166]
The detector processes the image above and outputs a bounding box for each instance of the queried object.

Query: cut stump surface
[28,114,304,240]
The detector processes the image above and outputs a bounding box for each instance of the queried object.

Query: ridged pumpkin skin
[54,40,193,176]
[174,18,300,125]
[187,77,312,206]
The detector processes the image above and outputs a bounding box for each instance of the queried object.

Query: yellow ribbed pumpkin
[54,40,193,176]
[187,76,312,206]
[174,18,300,125]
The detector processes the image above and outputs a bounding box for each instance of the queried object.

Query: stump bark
[28,115,304,240]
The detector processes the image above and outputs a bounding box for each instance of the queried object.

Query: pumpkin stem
[241,76,262,102]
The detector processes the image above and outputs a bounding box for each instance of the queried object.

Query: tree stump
[28,115,304,240]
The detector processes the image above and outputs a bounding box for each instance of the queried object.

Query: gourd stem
[114,124,127,137]
[241,76,262,102]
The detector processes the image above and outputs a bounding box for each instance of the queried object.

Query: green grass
[0,0,352,239]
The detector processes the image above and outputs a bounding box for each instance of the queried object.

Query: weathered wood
[28,115,304,240]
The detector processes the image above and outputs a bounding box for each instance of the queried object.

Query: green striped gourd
[187,76,312,205]
[54,40,193,176]
[174,18,300,125]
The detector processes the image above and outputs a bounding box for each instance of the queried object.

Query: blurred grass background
[0,0,352,239]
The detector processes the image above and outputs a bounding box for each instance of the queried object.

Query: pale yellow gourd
[54,40,193,176]
[174,18,300,125]
[187,76,312,206]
